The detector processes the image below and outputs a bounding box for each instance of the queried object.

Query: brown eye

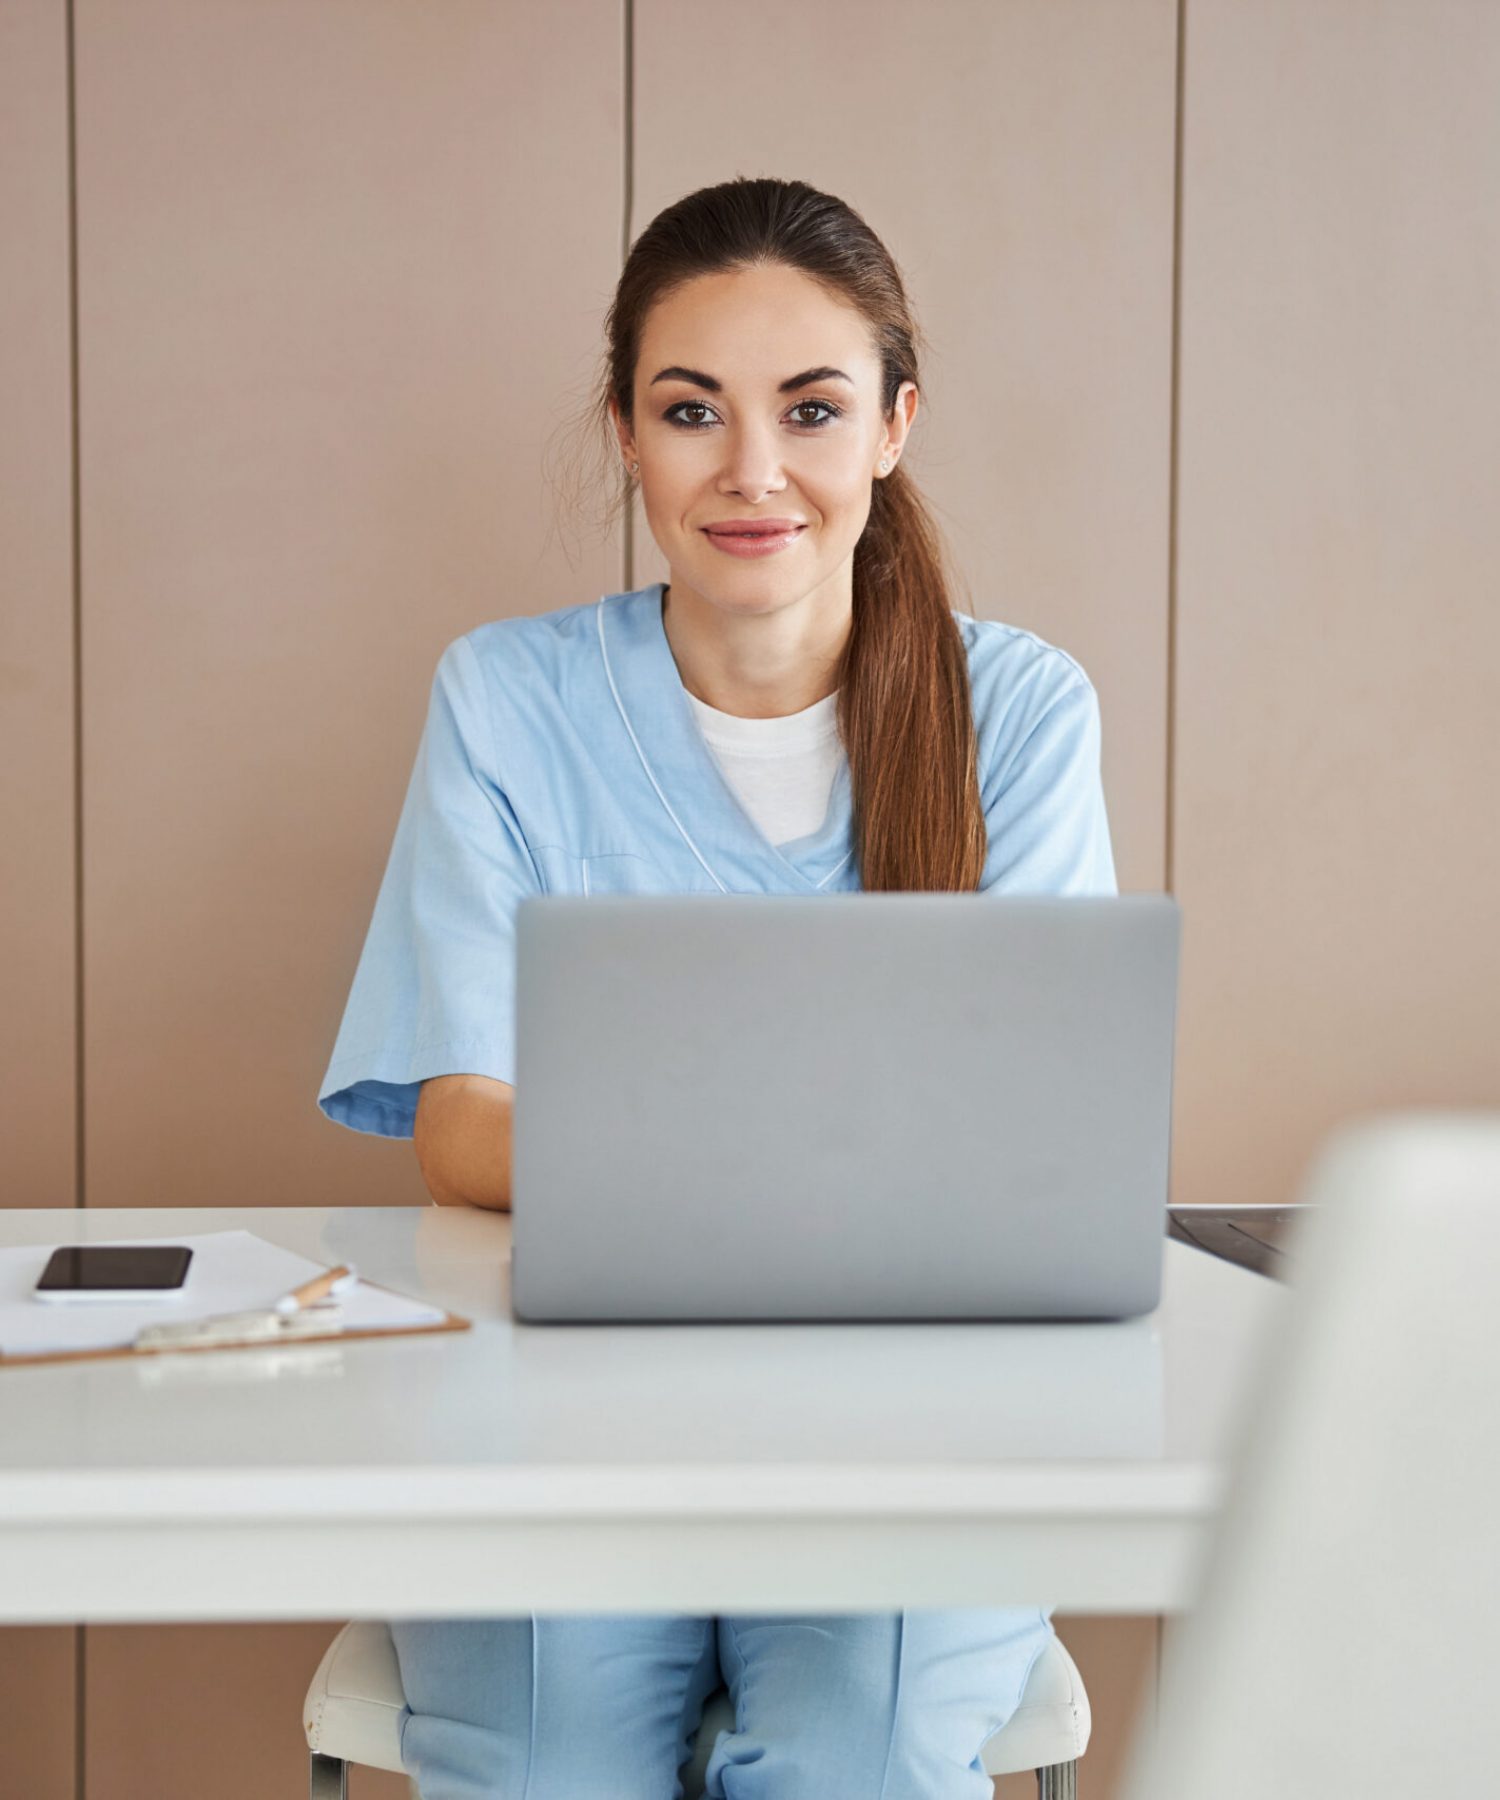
[792,400,841,427]
[663,401,719,430]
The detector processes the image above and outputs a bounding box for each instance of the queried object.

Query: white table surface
[0,1206,1284,1623]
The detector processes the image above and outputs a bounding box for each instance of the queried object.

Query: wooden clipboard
[0,1278,471,1370]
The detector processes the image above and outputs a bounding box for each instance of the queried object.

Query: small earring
[626,460,638,476]
[879,457,891,473]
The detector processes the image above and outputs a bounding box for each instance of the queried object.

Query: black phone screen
[36,1245,194,1291]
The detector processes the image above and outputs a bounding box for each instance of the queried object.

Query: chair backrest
[1119,1110,1500,1800]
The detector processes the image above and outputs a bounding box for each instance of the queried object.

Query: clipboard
[0,1288,471,1368]
[0,1230,472,1370]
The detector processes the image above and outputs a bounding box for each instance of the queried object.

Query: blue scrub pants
[390,1607,1054,1799]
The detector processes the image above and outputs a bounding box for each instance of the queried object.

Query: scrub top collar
[597,581,856,896]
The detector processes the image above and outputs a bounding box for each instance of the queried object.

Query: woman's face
[615,263,917,617]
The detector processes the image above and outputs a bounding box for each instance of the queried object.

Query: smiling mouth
[701,523,807,558]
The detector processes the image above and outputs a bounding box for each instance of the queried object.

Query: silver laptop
[510,894,1180,1323]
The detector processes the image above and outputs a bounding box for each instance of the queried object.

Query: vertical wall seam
[1165,0,1186,897]
[621,0,634,591]
[66,0,85,1218]
[64,0,87,1775]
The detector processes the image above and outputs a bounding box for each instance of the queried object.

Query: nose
[716,424,787,502]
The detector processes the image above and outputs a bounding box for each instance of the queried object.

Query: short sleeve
[316,635,541,1137]
[979,676,1118,896]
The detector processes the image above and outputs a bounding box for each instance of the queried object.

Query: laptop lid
[510,893,1180,1323]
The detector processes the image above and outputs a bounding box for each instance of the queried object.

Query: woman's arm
[414,1073,515,1211]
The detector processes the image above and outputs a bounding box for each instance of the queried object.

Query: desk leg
[308,1751,347,1798]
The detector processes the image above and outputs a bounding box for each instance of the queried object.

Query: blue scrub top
[317,580,1117,1138]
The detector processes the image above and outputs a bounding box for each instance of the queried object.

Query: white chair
[1117,1110,1500,1800]
[305,1614,1091,1798]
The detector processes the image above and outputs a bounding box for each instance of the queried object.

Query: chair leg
[309,1751,348,1799]
[1036,1761,1077,1800]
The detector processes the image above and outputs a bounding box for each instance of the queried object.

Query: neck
[659,576,851,719]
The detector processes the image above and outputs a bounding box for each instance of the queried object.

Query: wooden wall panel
[84,1622,412,1800]
[74,0,625,1215]
[84,1622,340,1800]
[1,0,77,1205]
[1172,0,1500,1212]
[72,2,622,1796]
[0,1623,76,1800]
[0,0,81,1794]
[632,0,1178,899]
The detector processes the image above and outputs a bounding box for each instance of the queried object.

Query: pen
[273,1264,358,1315]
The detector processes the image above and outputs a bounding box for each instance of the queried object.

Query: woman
[319,177,1115,1800]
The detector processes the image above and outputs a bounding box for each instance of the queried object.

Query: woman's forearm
[413,1073,515,1211]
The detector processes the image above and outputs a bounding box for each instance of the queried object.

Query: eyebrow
[648,364,854,394]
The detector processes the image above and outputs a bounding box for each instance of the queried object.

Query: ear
[878,380,920,472]
[607,395,636,463]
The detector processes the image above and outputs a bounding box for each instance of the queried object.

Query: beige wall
[1171,0,1500,1212]
[4,1,1495,1796]
[1,1,81,1792]
[73,0,625,1217]
[1,0,75,1204]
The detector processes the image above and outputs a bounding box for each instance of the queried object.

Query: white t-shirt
[686,687,843,847]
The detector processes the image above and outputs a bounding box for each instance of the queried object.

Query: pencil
[276,1263,356,1313]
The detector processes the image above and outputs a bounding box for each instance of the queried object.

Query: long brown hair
[555,176,987,892]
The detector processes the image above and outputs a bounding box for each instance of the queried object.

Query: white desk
[0,1206,1283,1624]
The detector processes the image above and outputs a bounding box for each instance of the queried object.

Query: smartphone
[33,1244,194,1303]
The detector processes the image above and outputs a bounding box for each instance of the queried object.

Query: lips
[701,518,808,560]
[703,520,806,538]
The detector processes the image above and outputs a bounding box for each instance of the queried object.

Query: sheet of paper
[0,1229,446,1358]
